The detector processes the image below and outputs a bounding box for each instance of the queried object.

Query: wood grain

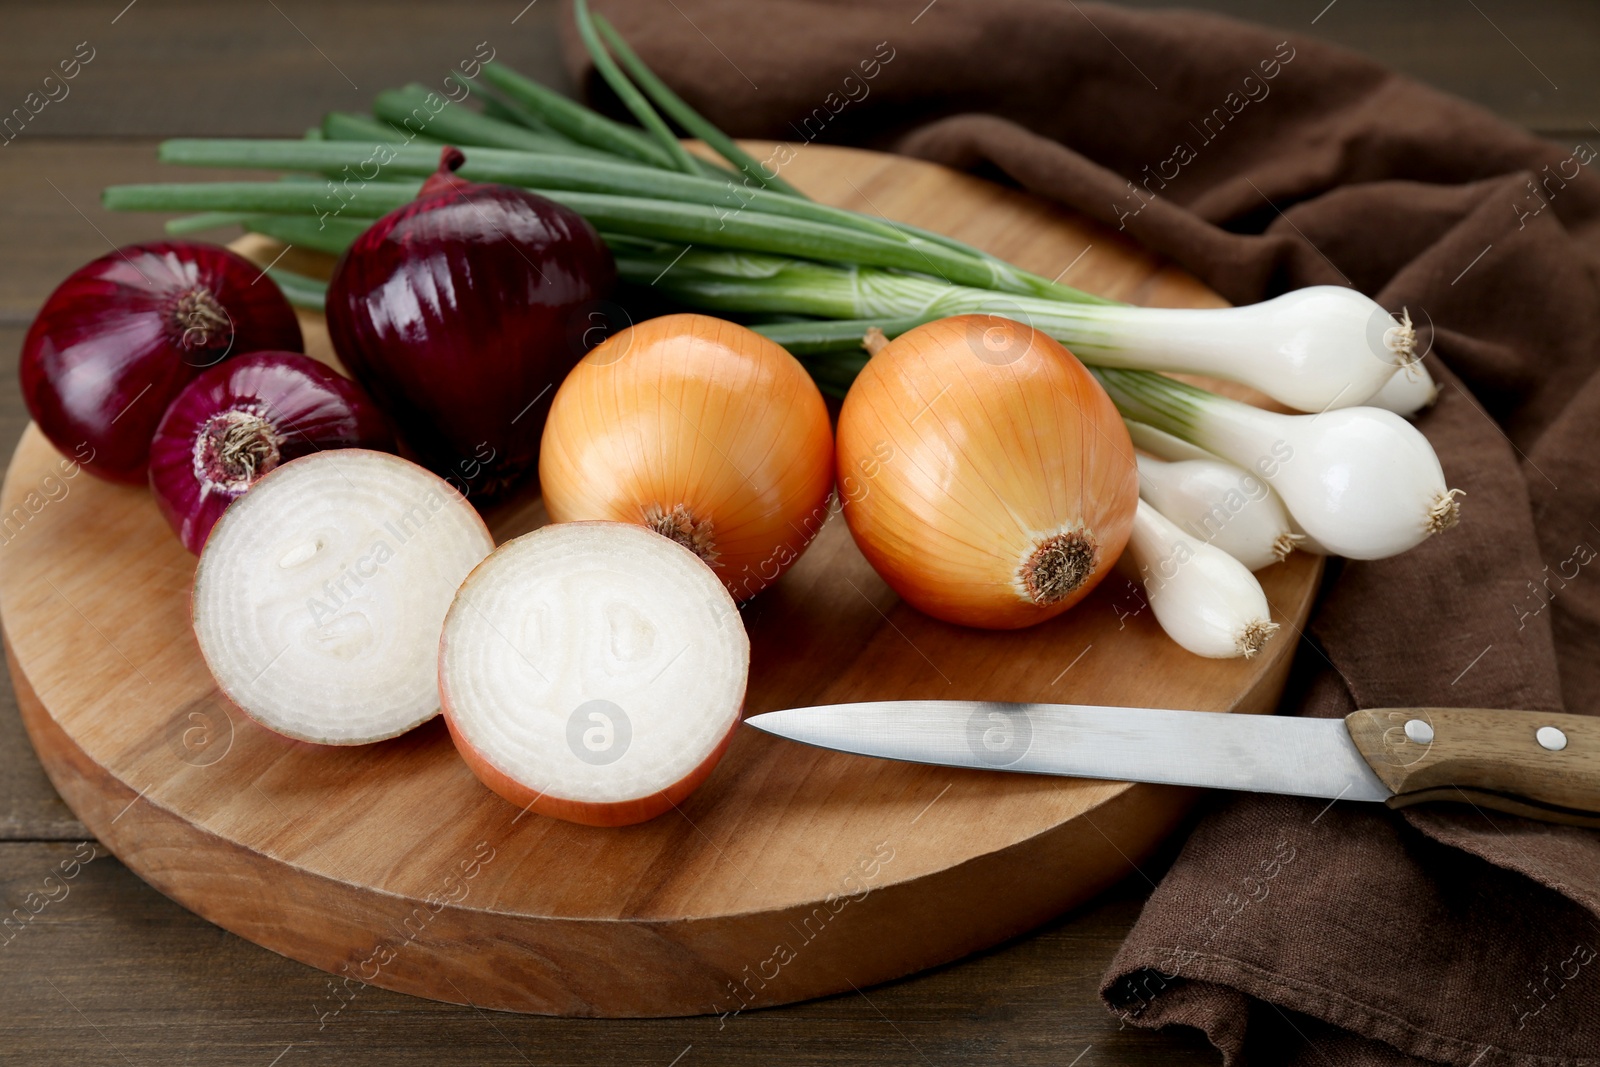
[1347,707,1600,825]
[1,142,1321,1017]
[1,3,1585,1062]
[0,837,1218,1066]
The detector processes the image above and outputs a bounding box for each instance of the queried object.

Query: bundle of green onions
[100,0,1460,655]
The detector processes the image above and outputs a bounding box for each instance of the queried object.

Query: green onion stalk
[98,0,1415,416]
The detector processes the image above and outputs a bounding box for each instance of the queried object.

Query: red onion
[20,241,304,483]
[149,351,394,554]
[326,146,615,504]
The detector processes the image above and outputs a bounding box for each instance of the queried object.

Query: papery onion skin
[20,241,304,483]
[326,147,616,506]
[149,351,395,554]
[837,315,1138,630]
[538,313,835,601]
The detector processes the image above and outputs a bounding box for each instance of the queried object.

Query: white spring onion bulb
[1059,287,1413,413]
[1126,500,1279,659]
[1125,425,1336,561]
[1097,368,1462,561]
[1134,453,1298,572]
[1367,360,1439,417]
[1285,515,1332,556]
[1126,415,1299,572]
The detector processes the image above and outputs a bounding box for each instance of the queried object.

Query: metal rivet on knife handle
[1537,726,1569,752]
[1404,719,1434,744]
[1346,707,1600,827]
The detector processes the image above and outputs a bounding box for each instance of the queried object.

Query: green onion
[477,61,674,169]
[753,315,938,356]
[149,142,1092,301]
[242,215,366,256]
[1094,366,1460,559]
[372,85,617,161]
[104,181,417,217]
[321,112,430,144]
[267,267,328,310]
[155,139,915,246]
[591,11,805,198]
[624,248,1409,412]
[164,211,254,235]
[479,94,555,135]
[573,0,702,177]
[103,3,1416,417]
[104,177,1030,293]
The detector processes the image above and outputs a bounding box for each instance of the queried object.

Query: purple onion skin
[326,148,615,505]
[149,351,395,554]
[20,242,304,484]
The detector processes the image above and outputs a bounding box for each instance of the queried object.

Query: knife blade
[743,701,1600,826]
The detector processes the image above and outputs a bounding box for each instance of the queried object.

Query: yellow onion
[539,313,835,600]
[836,315,1138,629]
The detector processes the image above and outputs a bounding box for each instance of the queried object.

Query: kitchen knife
[744,701,1600,827]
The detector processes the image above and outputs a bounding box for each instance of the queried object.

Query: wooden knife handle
[1345,707,1600,827]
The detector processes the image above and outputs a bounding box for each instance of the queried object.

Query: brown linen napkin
[559,3,1600,1063]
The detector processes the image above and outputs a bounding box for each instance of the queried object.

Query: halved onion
[440,521,749,827]
[192,449,494,745]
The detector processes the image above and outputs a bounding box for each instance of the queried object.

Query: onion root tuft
[1018,529,1098,605]
[1237,619,1279,659]
[1270,531,1304,563]
[1426,487,1465,535]
[644,502,721,567]
[1385,307,1417,368]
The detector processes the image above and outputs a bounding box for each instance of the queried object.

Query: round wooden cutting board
[0,143,1321,1017]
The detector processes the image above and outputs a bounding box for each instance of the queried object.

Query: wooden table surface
[2,2,1593,1064]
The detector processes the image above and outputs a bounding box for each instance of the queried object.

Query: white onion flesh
[192,450,495,744]
[1135,454,1297,571]
[1126,501,1279,659]
[439,522,748,812]
[1367,361,1439,416]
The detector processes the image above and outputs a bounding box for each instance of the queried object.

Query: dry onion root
[538,313,835,601]
[439,521,749,827]
[835,315,1138,630]
[192,450,494,744]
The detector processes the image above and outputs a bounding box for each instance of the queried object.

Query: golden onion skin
[539,313,835,601]
[836,315,1137,630]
